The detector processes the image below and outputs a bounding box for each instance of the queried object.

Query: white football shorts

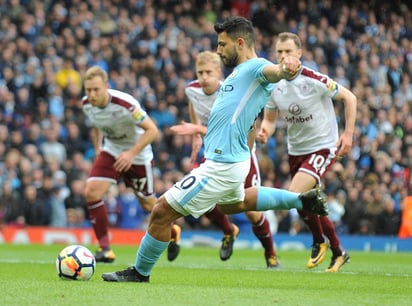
[164,159,250,218]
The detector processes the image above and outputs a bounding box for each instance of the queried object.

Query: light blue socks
[134,187,303,277]
[135,232,169,277]
[256,186,302,211]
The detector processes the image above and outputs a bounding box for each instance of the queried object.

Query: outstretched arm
[170,121,207,136]
[263,56,301,83]
[170,101,208,163]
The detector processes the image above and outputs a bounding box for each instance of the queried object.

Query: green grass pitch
[0,243,411,306]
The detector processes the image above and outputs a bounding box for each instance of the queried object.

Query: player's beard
[222,52,239,68]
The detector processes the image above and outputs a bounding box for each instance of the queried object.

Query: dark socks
[320,216,343,256]
[205,206,234,235]
[88,200,110,249]
[298,210,324,243]
[252,214,276,257]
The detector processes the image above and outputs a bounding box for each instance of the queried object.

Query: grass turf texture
[0,244,411,306]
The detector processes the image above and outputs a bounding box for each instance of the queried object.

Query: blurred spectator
[387,56,403,96]
[0,180,24,227]
[342,187,365,234]
[358,218,374,235]
[63,151,90,186]
[48,185,67,228]
[105,185,121,228]
[276,210,293,234]
[23,185,50,226]
[48,87,65,121]
[374,194,402,235]
[117,182,149,230]
[64,179,88,222]
[149,100,177,130]
[394,73,412,107]
[66,207,90,228]
[55,57,82,92]
[326,190,349,235]
[367,53,388,90]
[63,121,87,158]
[251,0,276,36]
[40,127,67,166]
[276,209,304,236]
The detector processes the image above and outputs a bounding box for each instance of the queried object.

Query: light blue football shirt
[204,58,274,163]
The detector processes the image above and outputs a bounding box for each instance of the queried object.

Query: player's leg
[167,222,182,261]
[244,152,279,268]
[320,216,350,272]
[134,190,181,261]
[289,172,330,268]
[102,196,182,282]
[205,205,239,260]
[288,150,336,268]
[135,191,182,262]
[102,162,224,282]
[297,210,329,268]
[125,162,183,262]
[197,159,327,215]
[101,160,326,282]
[245,210,279,268]
[218,186,327,215]
[84,152,118,263]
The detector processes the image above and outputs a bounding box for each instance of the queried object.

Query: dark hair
[214,16,255,47]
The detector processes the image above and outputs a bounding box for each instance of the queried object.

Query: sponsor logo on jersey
[105,133,128,140]
[285,114,313,124]
[288,103,302,115]
[221,85,234,92]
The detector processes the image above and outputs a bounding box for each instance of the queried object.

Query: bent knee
[151,197,182,224]
[84,180,112,202]
[84,186,103,202]
[137,196,156,212]
[245,210,262,223]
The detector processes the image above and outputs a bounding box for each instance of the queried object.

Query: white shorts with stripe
[164,159,250,218]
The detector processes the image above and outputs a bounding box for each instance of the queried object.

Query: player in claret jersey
[258,32,356,272]
[82,66,180,263]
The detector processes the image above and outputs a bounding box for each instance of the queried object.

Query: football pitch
[1,244,411,306]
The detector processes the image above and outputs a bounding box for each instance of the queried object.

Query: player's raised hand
[256,127,270,144]
[282,55,301,79]
[336,131,353,158]
[114,151,134,172]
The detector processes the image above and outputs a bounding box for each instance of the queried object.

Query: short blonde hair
[277,32,302,49]
[84,66,108,82]
[196,51,222,68]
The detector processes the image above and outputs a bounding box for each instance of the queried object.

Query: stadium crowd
[0,0,411,237]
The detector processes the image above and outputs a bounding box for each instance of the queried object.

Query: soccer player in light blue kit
[102,16,328,283]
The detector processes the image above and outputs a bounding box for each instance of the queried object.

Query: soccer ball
[56,245,96,281]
